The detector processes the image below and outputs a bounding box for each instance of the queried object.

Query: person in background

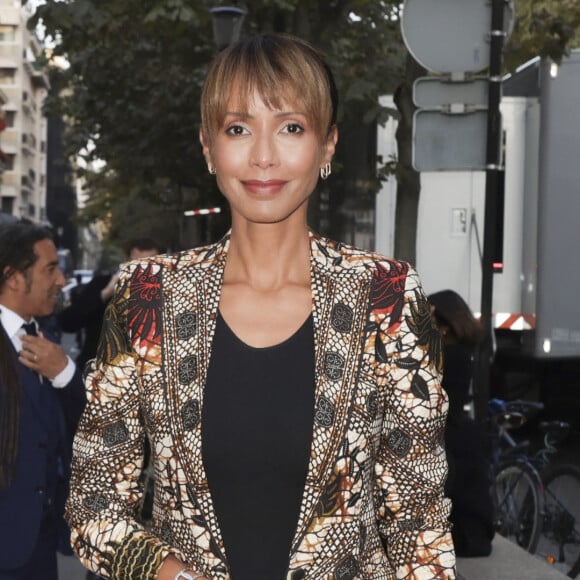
[59,237,161,370]
[66,33,456,580]
[0,221,86,580]
[429,289,495,557]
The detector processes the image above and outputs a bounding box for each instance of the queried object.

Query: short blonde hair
[201,33,338,145]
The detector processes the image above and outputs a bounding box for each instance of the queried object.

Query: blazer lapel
[155,233,372,572]
[1,327,53,433]
[290,235,372,555]
[160,238,230,569]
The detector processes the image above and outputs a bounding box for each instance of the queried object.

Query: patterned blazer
[66,233,456,579]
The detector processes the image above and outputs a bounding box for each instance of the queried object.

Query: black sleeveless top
[202,312,315,580]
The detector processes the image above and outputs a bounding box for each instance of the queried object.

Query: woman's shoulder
[311,233,415,276]
[118,237,228,280]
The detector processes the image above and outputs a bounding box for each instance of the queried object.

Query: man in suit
[0,221,86,580]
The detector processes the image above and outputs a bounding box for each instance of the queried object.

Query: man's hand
[19,332,68,380]
[100,271,120,303]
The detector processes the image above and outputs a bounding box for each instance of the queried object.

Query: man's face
[15,238,66,319]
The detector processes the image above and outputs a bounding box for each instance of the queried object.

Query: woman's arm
[373,265,456,579]
[65,271,185,579]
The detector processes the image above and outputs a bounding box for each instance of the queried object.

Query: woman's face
[200,88,337,227]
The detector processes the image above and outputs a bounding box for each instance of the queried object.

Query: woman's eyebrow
[223,111,307,119]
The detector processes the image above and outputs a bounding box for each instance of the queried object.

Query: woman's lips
[242,179,287,195]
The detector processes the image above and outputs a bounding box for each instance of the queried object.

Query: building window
[4,111,15,127]
[0,69,15,85]
[1,196,14,214]
[1,154,15,170]
[0,26,15,42]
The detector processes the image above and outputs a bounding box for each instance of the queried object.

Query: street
[58,553,86,580]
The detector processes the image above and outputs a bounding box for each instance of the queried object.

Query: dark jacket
[0,326,86,569]
[59,274,112,369]
[442,344,495,557]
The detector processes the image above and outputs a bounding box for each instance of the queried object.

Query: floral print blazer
[66,232,456,579]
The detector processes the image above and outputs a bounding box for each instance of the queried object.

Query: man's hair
[126,237,160,256]
[0,221,53,293]
[0,221,53,489]
[201,32,338,146]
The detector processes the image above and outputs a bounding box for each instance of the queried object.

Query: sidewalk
[457,534,568,579]
[60,535,568,580]
[58,552,85,579]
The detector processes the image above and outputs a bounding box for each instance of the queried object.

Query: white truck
[375,49,580,409]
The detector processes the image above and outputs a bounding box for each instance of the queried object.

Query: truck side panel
[535,55,580,357]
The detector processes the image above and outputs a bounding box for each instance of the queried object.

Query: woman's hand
[157,555,209,580]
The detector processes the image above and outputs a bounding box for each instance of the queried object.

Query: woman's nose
[250,133,278,168]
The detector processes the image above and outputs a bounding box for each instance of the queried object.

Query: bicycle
[488,398,545,553]
[532,423,580,577]
[489,398,580,576]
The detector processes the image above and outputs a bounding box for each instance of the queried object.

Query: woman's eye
[225,124,248,136]
[283,123,304,134]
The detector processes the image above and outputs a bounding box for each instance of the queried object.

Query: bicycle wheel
[493,461,544,552]
[536,464,580,577]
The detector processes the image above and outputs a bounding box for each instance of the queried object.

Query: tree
[32,0,406,251]
[503,0,580,72]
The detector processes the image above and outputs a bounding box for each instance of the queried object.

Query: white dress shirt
[0,304,75,388]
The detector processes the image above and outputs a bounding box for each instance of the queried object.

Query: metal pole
[473,0,505,422]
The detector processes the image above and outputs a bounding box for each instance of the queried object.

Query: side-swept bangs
[201,33,337,144]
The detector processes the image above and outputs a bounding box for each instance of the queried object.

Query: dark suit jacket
[0,327,85,570]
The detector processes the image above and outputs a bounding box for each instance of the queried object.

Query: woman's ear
[199,129,212,166]
[323,125,338,164]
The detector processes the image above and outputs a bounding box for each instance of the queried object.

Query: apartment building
[0,0,49,223]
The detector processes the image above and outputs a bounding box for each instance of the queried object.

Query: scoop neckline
[217,310,313,351]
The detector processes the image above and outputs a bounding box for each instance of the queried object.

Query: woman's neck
[225,223,311,291]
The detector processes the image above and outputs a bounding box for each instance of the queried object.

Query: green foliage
[504,0,580,71]
[31,0,405,247]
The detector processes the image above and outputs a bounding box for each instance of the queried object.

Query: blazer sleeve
[65,270,184,579]
[56,363,87,447]
[374,265,456,578]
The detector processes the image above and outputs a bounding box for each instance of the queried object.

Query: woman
[428,290,484,420]
[428,290,494,558]
[66,33,455,579]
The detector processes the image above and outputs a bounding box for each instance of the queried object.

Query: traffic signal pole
[472,0,506,422]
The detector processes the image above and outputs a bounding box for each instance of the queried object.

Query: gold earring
[320,163,331,180]
[208,164,216,175]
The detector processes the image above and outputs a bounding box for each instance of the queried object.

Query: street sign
[401,0,514,74]
[413,76,489,109]
[413,110,489,171]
